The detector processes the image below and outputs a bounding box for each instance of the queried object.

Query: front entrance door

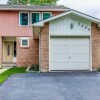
[4,41,13,62]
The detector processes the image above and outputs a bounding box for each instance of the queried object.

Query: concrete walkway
[0,67,12,74]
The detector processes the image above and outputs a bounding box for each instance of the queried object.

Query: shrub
[29,64,39,71]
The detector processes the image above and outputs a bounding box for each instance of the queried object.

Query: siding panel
[49,14,91,36]
[0,11,33,36]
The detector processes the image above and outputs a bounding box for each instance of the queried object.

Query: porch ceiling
[3,37,16,41]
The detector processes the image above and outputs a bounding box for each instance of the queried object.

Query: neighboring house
[0,4,100,72]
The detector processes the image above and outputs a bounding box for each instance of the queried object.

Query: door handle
[69,56,71,59]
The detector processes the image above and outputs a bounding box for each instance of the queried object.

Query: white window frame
[20,37,29,47]
[19,12,29,26]
[42,12,52,20]
[30,12,41,25]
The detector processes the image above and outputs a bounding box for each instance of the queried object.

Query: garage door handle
[69,56,71,59]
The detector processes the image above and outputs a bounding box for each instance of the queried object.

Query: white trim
[50,34,91,36]
[19,12,29,26]
[33,10,100,27]
[49,36,91,71]
[49,34,50,71]
[90,35,92,71]
[98,24,100,27]
[42,12,52,20]
[20,37,29,47]
[30,12,41,25]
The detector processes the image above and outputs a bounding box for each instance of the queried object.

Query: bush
[98,68,100,71]
[29,64,39,71]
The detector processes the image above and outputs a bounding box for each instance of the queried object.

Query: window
[14,41,16,57]
[7,45,10,55]
[32,13,40,24]
[20,37,29,47]
[20,12,29,26]
[43,12,51,20]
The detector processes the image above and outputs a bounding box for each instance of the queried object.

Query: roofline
[0,8,69,11]
[33,10,100,27]
[71,9,100,21]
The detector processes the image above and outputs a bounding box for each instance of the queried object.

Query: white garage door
[50,37,90,71]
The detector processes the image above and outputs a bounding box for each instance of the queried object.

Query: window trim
[19,12,29,26]
[42,12,52,20]
[30,12,41,25]
[20,37,29,47]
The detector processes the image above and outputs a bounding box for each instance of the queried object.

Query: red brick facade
[17,37,39,67]
[40,23,49,72]
[0,37,2,65]
[1,10,100,71]
[52,11,64,16]
[92,23,100,70]
[39,22,100,71]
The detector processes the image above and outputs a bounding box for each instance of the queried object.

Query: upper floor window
[20,12,29,26]
[19,12,52,26]
[32,13,40,24]
[43,12,51,20]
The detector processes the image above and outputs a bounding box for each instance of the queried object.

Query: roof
[0,4,70,11]
[33,10,100,27]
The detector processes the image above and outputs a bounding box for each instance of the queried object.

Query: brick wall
[39,22,100,71]
[0,37,2,65]
[40,23,49,72]
[17,37,39,67]
[52,11,64,16]
[91,23,100,70]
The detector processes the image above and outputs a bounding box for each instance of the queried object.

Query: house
[0,4,100,72]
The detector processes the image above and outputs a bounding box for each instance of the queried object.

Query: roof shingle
[0,4,70,11]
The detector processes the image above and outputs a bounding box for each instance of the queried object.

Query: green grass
[0,67,27,84]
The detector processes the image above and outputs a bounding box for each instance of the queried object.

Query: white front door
[50,37,90,71]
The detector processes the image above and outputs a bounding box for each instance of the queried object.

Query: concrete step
[2,63,16,67]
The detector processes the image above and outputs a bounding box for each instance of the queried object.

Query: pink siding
[0,11,33,37]
[0,11,64,37]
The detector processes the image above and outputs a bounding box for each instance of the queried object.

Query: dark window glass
[20,13,28,25]
[14,42,16,57]
[32,13,39,24]
[43,13,51,20]
[22,40,28,46]
[7,45,10,55]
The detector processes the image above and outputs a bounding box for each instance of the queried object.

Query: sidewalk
[0,67,12,74]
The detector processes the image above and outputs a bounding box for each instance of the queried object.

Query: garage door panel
[70,46,89,52]
[70,53,89,61]
[50,54,69,66]
[70,62,89,70]
[50,37,90,71]
[51,62,69,70]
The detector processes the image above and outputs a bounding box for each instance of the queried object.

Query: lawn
[0,67,27,84]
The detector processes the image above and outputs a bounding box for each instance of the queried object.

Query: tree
[7,0,59,5]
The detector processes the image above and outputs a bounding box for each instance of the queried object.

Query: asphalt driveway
[0,72,100,100]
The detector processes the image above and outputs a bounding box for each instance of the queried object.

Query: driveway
[0,72,100,100]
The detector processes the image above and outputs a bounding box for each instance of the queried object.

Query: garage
[50,37,90,71]
[33,10,98,72]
